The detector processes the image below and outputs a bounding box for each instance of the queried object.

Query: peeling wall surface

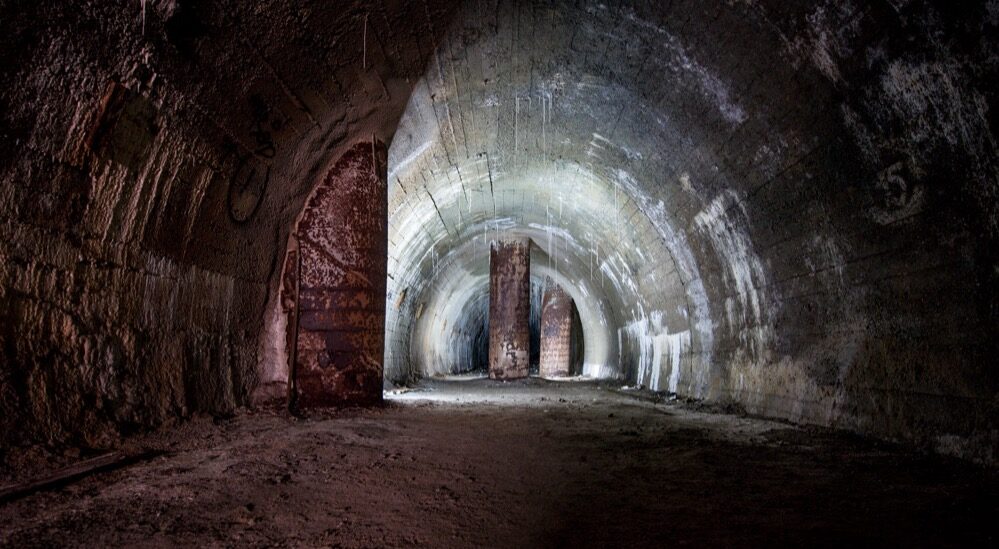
[1,0,998,462]
[290,141,387,409]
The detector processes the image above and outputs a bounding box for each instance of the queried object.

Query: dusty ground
[1,379,997,548]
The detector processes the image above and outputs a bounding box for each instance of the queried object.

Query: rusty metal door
[289,140,388,409]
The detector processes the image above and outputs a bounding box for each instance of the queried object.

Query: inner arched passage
[382,2,725,391]
[385,153,704,386]
[376,1,999,464]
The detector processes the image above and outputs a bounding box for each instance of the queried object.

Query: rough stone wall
[0,6,263,448]
[0,0,457,447]
[488,237,531,380]
[290,141,387,409]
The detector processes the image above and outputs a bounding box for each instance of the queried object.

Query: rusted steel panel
[488,237,531,380]
[298,310,385,332]
[539,278,574,378]
[298,289,380,311]
[291,140,388,409]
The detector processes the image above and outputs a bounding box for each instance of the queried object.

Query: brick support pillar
[290,140,387,409]
[488,237,531,380]
[539,278,574,379]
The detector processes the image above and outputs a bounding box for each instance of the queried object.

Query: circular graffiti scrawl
[869,161,925,225]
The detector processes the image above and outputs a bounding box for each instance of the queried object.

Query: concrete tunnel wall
[0,0,996,463]
[383,0,999,462]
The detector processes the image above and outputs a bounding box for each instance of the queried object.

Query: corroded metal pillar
[539,278,574,378]
[291,140,387,409]
[488,237,531,380]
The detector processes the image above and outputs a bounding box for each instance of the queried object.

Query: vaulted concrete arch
[380,0,999,459]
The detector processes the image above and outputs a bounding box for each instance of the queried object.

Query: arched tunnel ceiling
[385,0,834,386]
[383,0,999,443]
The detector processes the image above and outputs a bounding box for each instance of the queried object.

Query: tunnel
[1,0,998,546]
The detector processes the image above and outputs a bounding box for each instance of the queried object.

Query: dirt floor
[1,379,997,548]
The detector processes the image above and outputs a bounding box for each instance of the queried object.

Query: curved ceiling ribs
[385,0,770,393]
[383,0,999,457]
